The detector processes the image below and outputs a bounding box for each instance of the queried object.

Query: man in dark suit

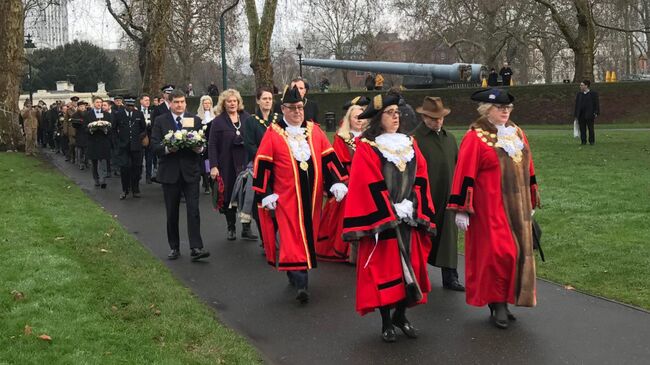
[151,89,210,262]
[574,79,600,145]
[115,97,147,199]
[139,94,157,184]
[151,84,174,127]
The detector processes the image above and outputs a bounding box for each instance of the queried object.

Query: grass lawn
[524,128,650,309]
[0,154,261,364]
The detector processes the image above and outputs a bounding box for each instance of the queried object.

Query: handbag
[141,134,150,147]
[532,217,545,262]
[573,119,580,139]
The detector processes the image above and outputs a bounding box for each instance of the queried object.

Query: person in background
[197,95,216,194]
[574,79,600,145]
[114,97,147,199]
[85,99,111,189]
[487,68,499,87]
[140,94,156,184]
[499,62,513,86]
[412,96,465,292]
[374,72,385,90]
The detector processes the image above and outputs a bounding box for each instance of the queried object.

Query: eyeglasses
[383,109,401,117]
[495,104,514,111]
[283,104,304,112]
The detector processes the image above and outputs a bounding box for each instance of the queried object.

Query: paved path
[45,150,650,365]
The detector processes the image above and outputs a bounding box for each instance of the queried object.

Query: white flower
[164,131,173,140]
[174,131,184,140]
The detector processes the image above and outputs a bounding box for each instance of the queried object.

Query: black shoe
[132,192,141,198]
[119,192,127,200]
[227,228,236,241]
[190,248,210,261]
[488,303,509,329]
[381,327,397,343]
[296,288,309,304]
[443,280,466,292]
[167,249,180,260]
[241,223,258,241]
[392,314,418,338]
[100,184,107,189]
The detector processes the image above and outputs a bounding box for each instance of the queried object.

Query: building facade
[24,0,69,49]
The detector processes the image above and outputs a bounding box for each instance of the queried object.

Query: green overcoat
[412,123,459,268]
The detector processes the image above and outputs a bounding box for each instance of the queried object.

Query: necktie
[176,116,182,130]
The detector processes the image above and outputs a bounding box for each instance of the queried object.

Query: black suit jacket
[114,109,147,151]
[152,102,170,128]
[150,112,203,184]
[574,90,600,120]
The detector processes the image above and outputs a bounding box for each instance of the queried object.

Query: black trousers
[144,145,158,178]
[578,117,595,144]
[120,150,143,193]
[162,176,203,250]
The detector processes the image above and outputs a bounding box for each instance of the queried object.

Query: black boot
[225,209,236,241]
[241,223,258,241]
[392,301,418,338]
[379,307,396,343]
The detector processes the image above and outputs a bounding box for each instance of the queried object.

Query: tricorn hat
[416,96,451,118]
[357,94,400,120]
[281,85,304,104]
[161,84,175,94]
[342,96,370,110]
[470,88,514,104]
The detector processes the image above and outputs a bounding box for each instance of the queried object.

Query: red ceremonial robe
[447,118,540,307]
[316,134,357,261]
[253,120,348,271]
[342,138,436,316]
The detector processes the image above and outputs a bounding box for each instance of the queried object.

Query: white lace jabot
[495,124,524,162]
[285,124,311,162]
[374,133,414,171]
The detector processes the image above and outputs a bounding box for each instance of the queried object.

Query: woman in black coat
[208,89,252,240]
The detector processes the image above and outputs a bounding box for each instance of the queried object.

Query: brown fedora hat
[416,96,451,118]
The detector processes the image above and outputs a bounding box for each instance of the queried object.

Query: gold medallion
[300,161,309,171]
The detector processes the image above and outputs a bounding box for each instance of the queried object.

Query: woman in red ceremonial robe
[317,102,368,263]
[447,88,541,329]
[342,94,436,343]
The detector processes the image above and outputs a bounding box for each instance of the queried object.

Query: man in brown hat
[412,96,465,292]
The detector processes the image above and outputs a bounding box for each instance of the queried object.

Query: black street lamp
[24,34,37,105]
[296,43,304,78]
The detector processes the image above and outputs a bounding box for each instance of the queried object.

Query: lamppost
[296,43,304,78]
[220,0,239,91]
[24,34,37,105]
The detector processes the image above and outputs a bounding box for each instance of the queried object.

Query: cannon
[301,58,487,89]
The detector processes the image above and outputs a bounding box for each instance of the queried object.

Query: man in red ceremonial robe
[253,86,349,303]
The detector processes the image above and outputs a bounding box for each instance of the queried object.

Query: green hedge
[186,81,650,126]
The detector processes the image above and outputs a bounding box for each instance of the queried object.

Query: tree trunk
[0,0,25,152]
[142,0,171,95]
[542,49,555,83]
[245,0,278,89]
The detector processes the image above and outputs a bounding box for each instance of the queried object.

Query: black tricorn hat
[161,84,175,94]
[357,94,400,120]
[280,85,304,104]
[342,96,370,110]
[470,88,514,104]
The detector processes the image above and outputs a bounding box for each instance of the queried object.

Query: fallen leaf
[11,290,25,301]
[38,334,52,342]
[564,285,575,290]
[149,304,155,309]
[113,215,118,218]
[66,186,71,189]
[24,325,32,336]
[154,309,161,316]
[111,305,118,311]
[55,236,65,240]
[100,249,109,253]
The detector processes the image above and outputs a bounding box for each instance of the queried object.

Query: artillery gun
[301,58,487,89]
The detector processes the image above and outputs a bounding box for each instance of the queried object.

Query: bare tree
[105,0,172,94]
[244,0,279,89]
[0,0,25,151]
[303,0,378,89]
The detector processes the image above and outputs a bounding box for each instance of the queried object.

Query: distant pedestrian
[574,80,600,145]
[207,82,219,97]
[20,100,39,156]
[499,62,513,86]
[365,73,375,91]
[187,83,195,96]
[487,68,498,87]
[374,72,384,90]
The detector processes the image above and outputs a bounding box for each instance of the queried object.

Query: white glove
[393,199,414,220]
[455,212,470,231]
[330,183,348,202]
[262,193,279,210]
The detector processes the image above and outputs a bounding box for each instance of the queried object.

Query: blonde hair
[337,105,365,139]
[477,102,514,117]
[197,95,215,118]
[215,89,245,115]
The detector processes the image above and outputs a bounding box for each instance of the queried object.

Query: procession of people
[25,80,544,343]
